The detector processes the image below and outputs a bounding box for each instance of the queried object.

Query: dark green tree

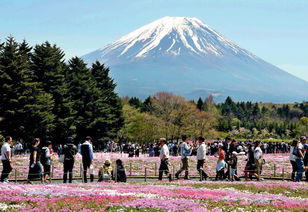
[196,97,203,111]
[90,61,123,142]
[0,37,55,141]
[31,42,75,142]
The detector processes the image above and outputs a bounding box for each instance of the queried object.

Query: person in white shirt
[254,141,263,179]
[196,137,208,181]
[158,138,172,181]
[1,136,13,183]
[289,140,298,181]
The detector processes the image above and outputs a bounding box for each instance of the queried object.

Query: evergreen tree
[129,97,144,109]
[196,97,203,111]
[66,57,95,141]
[0,37,55,140]
[31,42,75,142]
[90,61,123,142]
[141,96,152,112]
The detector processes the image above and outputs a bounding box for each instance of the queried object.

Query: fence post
[14,169,17,183]
[114,164,118,182]
[80,164,82,177]
[145,167,147,182]
[129,163,132,176]
[154,163,157,176]
[172,165,175,180]
[274,164,276,178]
[282,167,285,181]
[49,162,53,183]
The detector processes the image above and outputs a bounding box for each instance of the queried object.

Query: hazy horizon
[1,0,307,81]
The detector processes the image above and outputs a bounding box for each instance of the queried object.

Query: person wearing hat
[80,136,94,183]
[215,143,226,180]
[227,151,239,181]
[294,136,306,182]
[41,140,53,183]
[98,159,113,182]
[158,138,172,181]
[62,137,78,183]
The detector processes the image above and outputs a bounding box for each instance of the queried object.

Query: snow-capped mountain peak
[85,16,256,65]
[82,17,308,103]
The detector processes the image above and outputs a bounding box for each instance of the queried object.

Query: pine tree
[0,37,55,140]
[91,61,123,142]
[31,42,75,142]
[196,97,203,111]
[66,57,95,141]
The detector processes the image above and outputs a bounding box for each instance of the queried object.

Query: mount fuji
[82,16,308,102]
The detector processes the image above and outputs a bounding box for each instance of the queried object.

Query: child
[98,159,113,182]
[115,159,127,182]
[228,151,239,181]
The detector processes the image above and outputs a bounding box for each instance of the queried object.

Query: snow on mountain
[84,16,257,64]
[82,17,308,102]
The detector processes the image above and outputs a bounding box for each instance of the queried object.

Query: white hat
[218,143,223,147]
[232,151,238,156]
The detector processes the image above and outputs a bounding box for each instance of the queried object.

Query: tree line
[0,37,123,145]
[1,37,307,145]
[125,94,308,142]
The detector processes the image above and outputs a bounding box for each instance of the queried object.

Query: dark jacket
[62,144,78,161]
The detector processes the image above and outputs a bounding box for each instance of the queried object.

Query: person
[158,138,172,181]
[215,143,226,180]
[57,144,63,157]
[223,137,232,160]
[41,140,53,183]
[303,144,308,181]
[27,138,42,184]
[294,136,306,182]
[196,137,208,181]
[228,151,239,181]
[98,159,113,182]
[1,136,13,183]
[62,137,78,183]
[80,136,94,183]
[114,159,127,182]
[149,144,155,157]
[244,143,259,181]
[289,140,298,181]
[175,135,192,180]
[254,141,264,180]
[128,145,134,157]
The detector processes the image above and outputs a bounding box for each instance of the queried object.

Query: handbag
[58,154,65,163]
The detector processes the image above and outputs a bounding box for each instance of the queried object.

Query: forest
[0,37,307,145]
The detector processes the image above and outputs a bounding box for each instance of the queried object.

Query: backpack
[40,147,49,165]
[292,146,299,157]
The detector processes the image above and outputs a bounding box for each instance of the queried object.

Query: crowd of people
[0,135,307,184]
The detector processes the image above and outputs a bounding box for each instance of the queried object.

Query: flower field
[9,152,293,180]
[0,181,307,211]
[1,153,308,211]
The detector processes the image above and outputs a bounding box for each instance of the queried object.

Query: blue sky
[1,0,307,81]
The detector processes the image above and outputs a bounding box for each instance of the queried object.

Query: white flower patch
[0,203,23,211]
[99,189,159,198]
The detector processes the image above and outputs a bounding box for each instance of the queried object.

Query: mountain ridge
[82,16,308,103]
